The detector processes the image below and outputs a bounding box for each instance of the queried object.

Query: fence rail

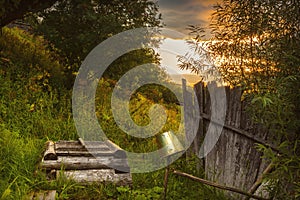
[182,80,275,198]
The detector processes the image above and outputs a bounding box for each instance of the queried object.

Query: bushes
[0,27,67,89]
[249,75,300,198]
[0,27,76,139]
[0,60,76,140]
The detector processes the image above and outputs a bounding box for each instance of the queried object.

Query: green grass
[0,27,228,199]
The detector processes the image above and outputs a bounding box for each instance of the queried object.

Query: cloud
[157,0,218,35]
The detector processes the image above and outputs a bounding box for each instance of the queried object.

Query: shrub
[0,27,67,89]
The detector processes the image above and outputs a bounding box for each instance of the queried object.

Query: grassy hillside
[0,27,227,199]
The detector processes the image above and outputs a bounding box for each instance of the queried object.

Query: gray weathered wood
[192,81,274,198]
[55,149,116,157]
[200,113,279,152]
[193,82,205,165]
[54,141,82,150]
[40,157,130,171]
[55,141,110,151]
[40,139,132,185]
[182,78,200,159]
[78,137,86,147]
[54,140,126,158]
[44,190,56,200]
[104,140,127,158]
[29,190,56,200]
[43,141,57,160]
[57,169,132,186]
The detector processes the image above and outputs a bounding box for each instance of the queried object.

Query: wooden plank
[54,141,82,150]
[182,78,195,157]
[84,141,112,149]
[29,190,56,200]
[57,169,132,186]
[200,113,278,152]
[192,83,275,199]
[56,146,110,151]
[40,157,130,171]
[55,148,113,153]
[56,140,126,158]
[227,87,243,192]
[44,190,56,200]
[33,192,44,200]
[57,156,114,162]
[104,140,127,158]
[55,149,118,157]
[204,82,222,184]
[43,141,57,160]
[55,141,110,151]
[193,82,204,170]
[78,137,86,147]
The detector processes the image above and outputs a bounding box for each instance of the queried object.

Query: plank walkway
[40,138,132,186]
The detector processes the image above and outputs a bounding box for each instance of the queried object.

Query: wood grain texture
[43,141,57,160]
[191,81,274,198]
[41,157,130,171]
[58,169,132,186]
[41,139,132,185]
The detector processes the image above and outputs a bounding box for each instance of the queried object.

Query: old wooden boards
[28,190,56,200]
[191,81,273,199]
[40,139,132,186]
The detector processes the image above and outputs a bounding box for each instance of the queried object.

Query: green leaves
[29,0,161,77]
[181,0,300,198]
[251,95,273,108]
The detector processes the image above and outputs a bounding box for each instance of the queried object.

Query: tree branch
[173,170,270,200]
[0,0,58,28]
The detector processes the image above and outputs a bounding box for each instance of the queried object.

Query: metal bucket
[156,131,185,158]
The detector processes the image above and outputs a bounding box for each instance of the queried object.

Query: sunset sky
[157,0,217,35]
[155,0,218,80]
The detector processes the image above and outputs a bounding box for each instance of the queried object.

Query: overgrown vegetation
[180,0,300,198]
[26,0,162,86]
[0,26,227,199]
[4,0,298,198]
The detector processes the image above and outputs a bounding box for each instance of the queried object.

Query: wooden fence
[182,80,277,198]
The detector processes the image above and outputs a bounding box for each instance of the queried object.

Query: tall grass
[0,27,76,199]
[0,27,227,199]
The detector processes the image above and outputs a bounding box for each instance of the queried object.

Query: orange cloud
[157,0,220,35]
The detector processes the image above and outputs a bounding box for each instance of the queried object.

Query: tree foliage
[181,0,300,89]
[0,27,66,89]
[0,0,58,28]
[180,0,300,198]
[209,0,299,88]
[29,0,162,75]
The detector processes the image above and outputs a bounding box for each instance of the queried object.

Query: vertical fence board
[193,82,205,169]
[182,79,193,157]
[191,81,273,198]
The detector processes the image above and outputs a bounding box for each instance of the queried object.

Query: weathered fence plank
[182,79,195,158]
[188,81,274,198]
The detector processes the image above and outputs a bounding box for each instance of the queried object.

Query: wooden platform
[40,139,132,186]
